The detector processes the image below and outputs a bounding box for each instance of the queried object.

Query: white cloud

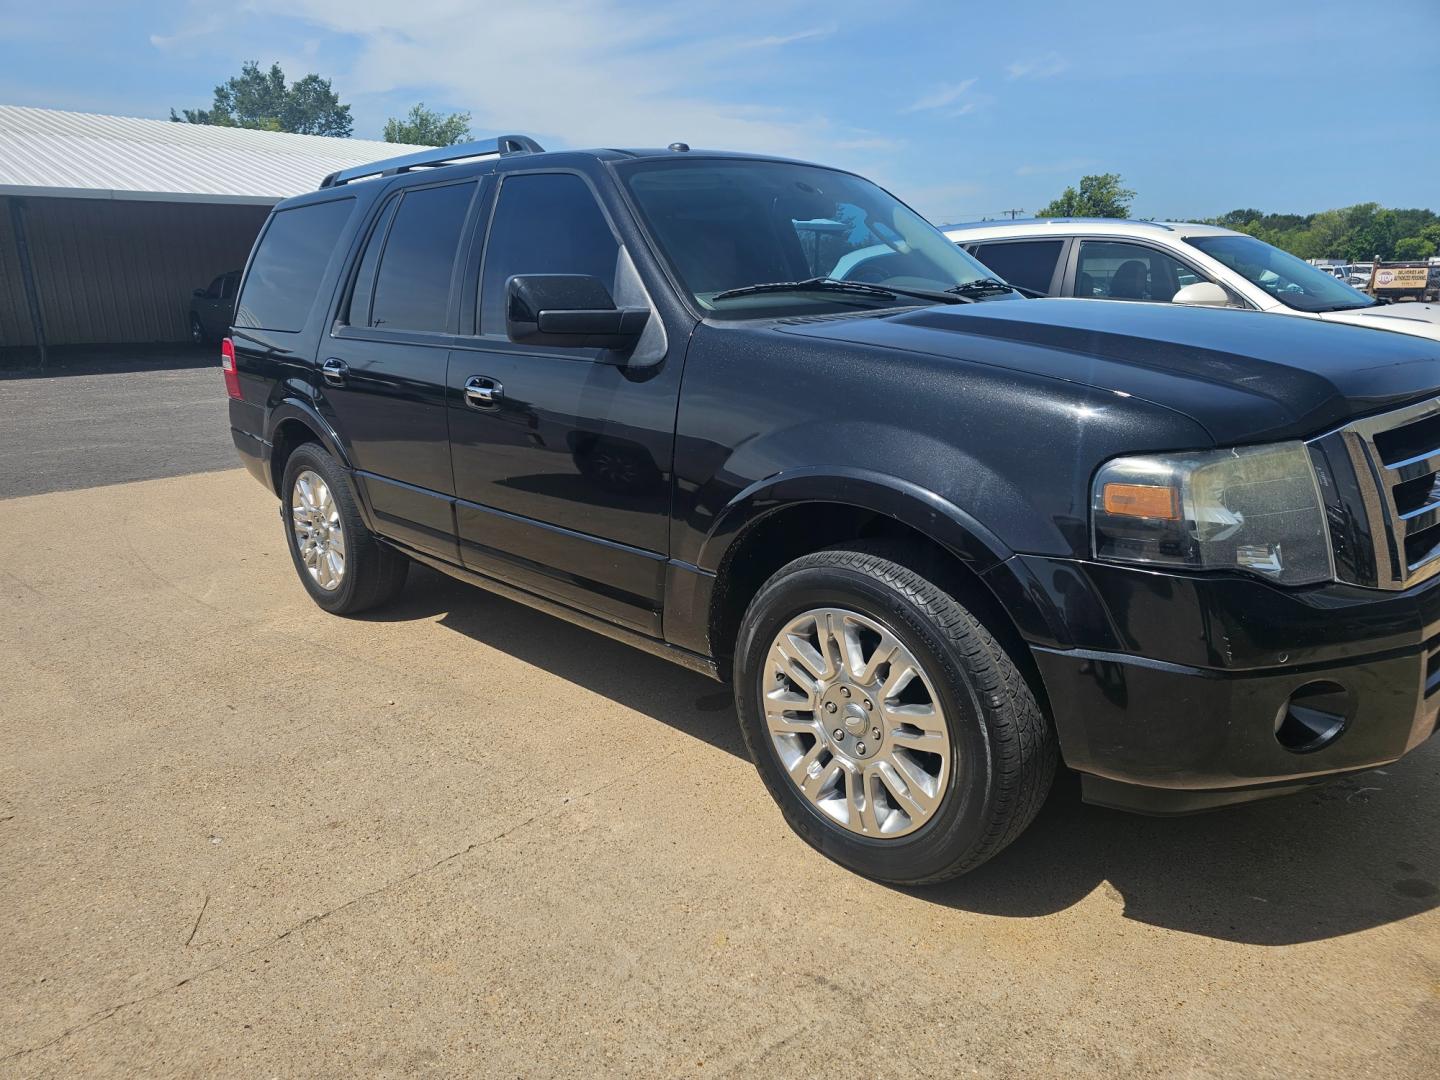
[746,25,836,48]
[1006,52,1067,80]
[221,0,868,159]
[904,78,977,113]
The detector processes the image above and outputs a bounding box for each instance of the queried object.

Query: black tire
[189,313,207,345]
[280,443,409,615]
[733,542,1056,884]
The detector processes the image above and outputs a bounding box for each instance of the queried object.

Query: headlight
[1091,442,1333,586]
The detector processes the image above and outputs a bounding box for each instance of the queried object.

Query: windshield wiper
[947,277,1037,298]
[712,277,970,305]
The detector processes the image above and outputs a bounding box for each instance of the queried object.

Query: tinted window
[235,198,353,332]
[970,240,1063,294]
[1075,240,1205,303]
[346,197,400,327]
[622,159,995,319]
[369,182,476,332]
[204,274,226,299]
[221,272,239,300]
[480,173,618,334]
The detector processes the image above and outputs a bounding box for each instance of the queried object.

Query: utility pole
[1002,208,1024,220]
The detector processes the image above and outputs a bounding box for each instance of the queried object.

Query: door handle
[321,358,348,387]
[464,375,503,408]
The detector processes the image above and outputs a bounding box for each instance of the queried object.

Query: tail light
[220,337,241,400]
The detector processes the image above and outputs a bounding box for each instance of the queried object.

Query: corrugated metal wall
[0,196,269,346]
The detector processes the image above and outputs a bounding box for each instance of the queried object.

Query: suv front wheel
[733,544,1056,884]
[281,443,409,615]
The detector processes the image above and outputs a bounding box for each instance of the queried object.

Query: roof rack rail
[319,134,545,189]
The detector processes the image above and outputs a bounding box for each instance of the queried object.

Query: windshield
[620,158,999,318]
[1185,233,1376,313]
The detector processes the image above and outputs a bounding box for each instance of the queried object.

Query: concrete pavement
[1,466,1438,1077]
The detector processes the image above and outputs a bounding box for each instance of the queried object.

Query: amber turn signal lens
[1102,482,1180,520]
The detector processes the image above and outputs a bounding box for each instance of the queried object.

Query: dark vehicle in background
[190,269,240,343]
[222,137,1440,885]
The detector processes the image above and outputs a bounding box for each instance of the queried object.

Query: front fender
[697,465,1011,575]
[694,466,1076,653]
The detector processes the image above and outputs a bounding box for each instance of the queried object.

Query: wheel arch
[699,468,1062,690]
[266,399,352,496]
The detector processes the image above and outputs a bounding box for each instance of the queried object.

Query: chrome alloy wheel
[764,607,951,838]
[291,470,346,591]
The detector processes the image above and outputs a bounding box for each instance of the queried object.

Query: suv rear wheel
[281,443,409,615]
[733,543,1056,884]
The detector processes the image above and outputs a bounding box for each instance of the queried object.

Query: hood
[1317,301,1440,342]
[774,298,1440,445]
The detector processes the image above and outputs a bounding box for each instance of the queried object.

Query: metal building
[0,106,426,359]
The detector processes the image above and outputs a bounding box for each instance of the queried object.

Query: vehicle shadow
[374,566,1440,946]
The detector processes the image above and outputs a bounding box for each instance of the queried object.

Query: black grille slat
[1374,412,1440,467]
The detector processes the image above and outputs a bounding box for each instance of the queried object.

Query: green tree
[171,61,352,137]
[383,103,472,146]
[1344,205,1399,262]
[1394,236,1437,260]
[1037,173,1136,218]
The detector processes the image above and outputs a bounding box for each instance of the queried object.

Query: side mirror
[506,274,650,351]
[193,287,207,298]
[1172,281,1231,307]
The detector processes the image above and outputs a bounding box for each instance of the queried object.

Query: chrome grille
[1334,397,1440,589]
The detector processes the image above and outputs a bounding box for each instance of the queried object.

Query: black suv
[224,136,1440,884]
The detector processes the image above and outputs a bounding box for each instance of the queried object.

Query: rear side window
[480,173,619,334]
[368,181,477,332]
[969,240,1063,294]
[236,198,353,332]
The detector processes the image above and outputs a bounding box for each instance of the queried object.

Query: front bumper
[1007,556,1440,813]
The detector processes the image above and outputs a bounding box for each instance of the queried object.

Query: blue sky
[2,0,1436,222]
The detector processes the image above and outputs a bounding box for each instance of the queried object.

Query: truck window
[368,181,477,332]
[235,198,353,332]
[970,240,1063,294]
[479,173,619,335]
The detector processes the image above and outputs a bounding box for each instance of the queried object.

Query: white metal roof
[0,105,431,205]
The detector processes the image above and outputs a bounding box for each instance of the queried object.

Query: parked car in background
[190,269,240,343]
[945,219,1440,342]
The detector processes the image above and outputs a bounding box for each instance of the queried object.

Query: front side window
[235,198,353,332]
[620,158,995,319]
[479,173,619,334]
[368,181,477,332]
[971,240,1063,294]
[1185,233,1376,313]
[1074,240,1206,303]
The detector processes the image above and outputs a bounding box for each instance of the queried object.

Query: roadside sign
[1373,266,1430,290]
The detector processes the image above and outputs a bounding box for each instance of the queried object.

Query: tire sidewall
[735,561,997,883]
[281,446,366,614]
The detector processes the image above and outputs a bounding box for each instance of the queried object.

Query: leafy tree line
[172,62,472,146]
[1036,172,1439,262]
[1207,205,1440,262]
